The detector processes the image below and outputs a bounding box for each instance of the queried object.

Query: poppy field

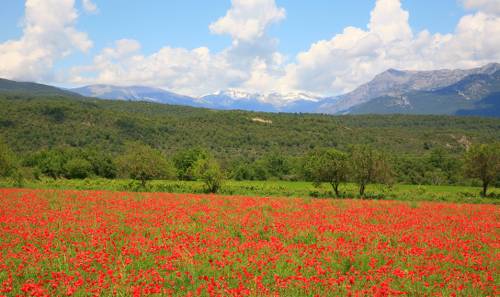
[0,189,498,296]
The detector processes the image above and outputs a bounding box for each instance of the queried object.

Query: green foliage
[26,149,68,179]
[116,143,175,187]
[173,148,209,180]
[229,154,301,181]
[1,94,499,162]
[0,138,19,178]
[392,149,465,186]
[464,143,500,196]
[262,151,291,179]
[64,158,93,179]
[84,148,117,179]
[349,145,392,196]
[193,157,224,193]
[230,159,256,181]
[25,147,117,179]
[429,148,463,183]
[304,148,348,196]
[1,92,500,189]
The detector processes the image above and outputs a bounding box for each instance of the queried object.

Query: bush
[64,158,93,179]
[193,157,224,193]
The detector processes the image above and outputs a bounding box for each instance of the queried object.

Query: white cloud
[280,0,500,95]
[4,0,499,102]
[462,0,500,15]
[368,0,412,42]
[69,0,287,96]
[0,0,92,82]
[209,0,285,42]
[82,0,98,14]
[69,39,247,96]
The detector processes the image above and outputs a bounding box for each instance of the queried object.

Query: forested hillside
[1,92,499,159]
[1,92,499,188]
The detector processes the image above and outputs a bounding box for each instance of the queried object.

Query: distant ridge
[0,78,80,97]
[71,84,201,107]
[319,63,500,114]
[346,67,500,116]
[1,62,499,117]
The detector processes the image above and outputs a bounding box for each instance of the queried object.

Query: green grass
[0,178,498,204]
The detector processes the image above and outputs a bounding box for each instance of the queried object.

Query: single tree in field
[117,143,175,187]
[305,148,348,196]
[193,156,224,193]
[464,143,499,197]
[349,145,392,197]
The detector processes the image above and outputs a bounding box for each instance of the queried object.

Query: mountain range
[1,63,499,117]
[320,62,500,114]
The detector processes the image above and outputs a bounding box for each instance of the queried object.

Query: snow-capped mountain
[198,89,321,111]
[71,85,324,112]
[66,62,500,117]
[198,89,323,112]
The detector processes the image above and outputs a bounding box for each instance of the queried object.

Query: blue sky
[0,1,465,62]
[0,0,499,98]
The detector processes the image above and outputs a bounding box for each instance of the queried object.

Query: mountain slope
[71,85,201,106]
[3,63,500,117]
[456,92,500,117]
[321,63,500,114]
[347,70,500,116]
[72,86,324,112]
[0,78,80,97]
[1,92,498,160]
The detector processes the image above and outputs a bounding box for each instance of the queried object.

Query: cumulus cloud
[70,0,287,96]
[82,0,98,14]
[73,0,500,98]
[462,0,500,15]
[368,0,412,42]
[209,0,285,42]
[281,0,500,95]
[3,0,500,101]
[69,39,248,96]
[0,0,92,82]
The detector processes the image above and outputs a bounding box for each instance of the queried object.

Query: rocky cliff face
[320,63,500,114]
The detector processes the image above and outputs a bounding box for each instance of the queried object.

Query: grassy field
[1,178,498,204]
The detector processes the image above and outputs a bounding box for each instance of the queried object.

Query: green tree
[64,158,93,179]
[230,159,255,180]
[251,159,269,180]
[0,139,18,178]
[304,148,348,196]
[193,157,224,193]
[84,148,117,178]
[262,151,291,180]
[173,148,209,180]
[28,149,68,179]
[464,143,500,196]
[428,148,463,184]
[349,145,392,197]
[117,143,175,187]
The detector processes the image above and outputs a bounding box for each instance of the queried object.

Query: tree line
[1,138,498,196]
